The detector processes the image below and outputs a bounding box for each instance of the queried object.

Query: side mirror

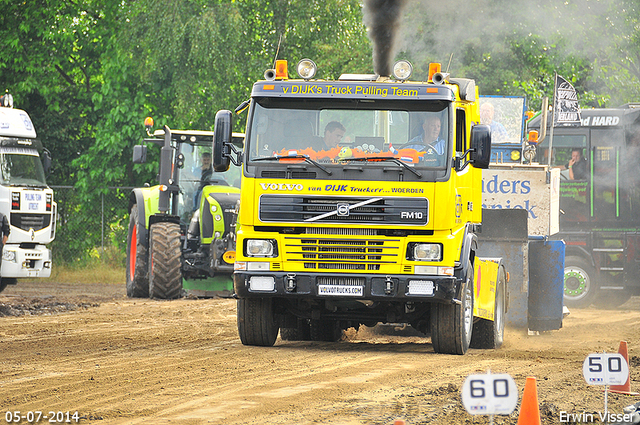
[41,149,52,176]
[133,145,147,164]
[470,124,491,169]
[213,110,232,172]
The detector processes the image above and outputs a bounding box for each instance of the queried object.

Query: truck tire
[431,272,474,355]
[470,265,506,349]
[593,290,630,309]
[0,277,17,294]
[280,318,311,341]
[237,298,279,346]
[564,255,596,308]
[126,206,149,298]
[148,222,183,300]
[309,319,343,342]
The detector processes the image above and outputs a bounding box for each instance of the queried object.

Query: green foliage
[5,0,640,264]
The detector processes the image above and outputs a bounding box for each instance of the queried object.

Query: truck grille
[317,277,365,286]
[10,213,51,231]
[284,235,400,271]
[259,195,428,225]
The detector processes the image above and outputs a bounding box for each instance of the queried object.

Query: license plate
[318,284,363,297]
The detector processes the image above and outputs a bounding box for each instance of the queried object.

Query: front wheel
[126,206,149,298]
[237,298,279,346]
[564,255,596,308]
[148,221,183,300]
[0,278,10,294]
[431,272,474,355]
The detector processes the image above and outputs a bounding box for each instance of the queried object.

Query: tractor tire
[237,298,279,346]
[564,255,596,308]
[470,265,506,349]
[126,206,149,298]
[280,318,311,341]
[309,319,343,342]
[431,269,474,355]
[148,221,183,300]
[0,278,9,294]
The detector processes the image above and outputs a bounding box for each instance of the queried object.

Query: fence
[50,186,133,266]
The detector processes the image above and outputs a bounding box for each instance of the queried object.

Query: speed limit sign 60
[461,373,518,415]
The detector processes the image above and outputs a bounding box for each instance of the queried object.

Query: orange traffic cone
[517,376,541,425]
[610,341,639,395]
[393,420,405,425]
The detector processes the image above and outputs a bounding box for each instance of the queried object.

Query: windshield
[0,147,47,186]
[247,98,450,169]
[478,96,526,144]
[176,143,241,221]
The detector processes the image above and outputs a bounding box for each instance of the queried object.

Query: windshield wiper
[253,154,332,176]
[339,156,422,178]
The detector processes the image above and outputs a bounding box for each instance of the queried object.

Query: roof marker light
[275,60,289,80]
[428,63,442,82]
[1,93,13,108]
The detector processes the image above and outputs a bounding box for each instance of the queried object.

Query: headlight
[393,60,413,81]
[245,239,276,257]
[297,59,317,79]
[411,243,442,261]
[3,250,16,263]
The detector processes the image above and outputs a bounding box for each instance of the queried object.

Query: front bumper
[1,244,52,278]
[234,271,459,303]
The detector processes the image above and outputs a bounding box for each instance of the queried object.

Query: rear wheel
[564,256,596,307]
[126,206,149,298]
[148,222,183,299]
[431,270,474,355]
[310,319,343,342]
[593,290,630,309]
[280,318,311,341]
[237,298,279,346]
[470,265,506,349]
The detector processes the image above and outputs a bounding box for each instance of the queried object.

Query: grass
[53,263,126,285]
[26,245,127,285]
[24,262,126,285]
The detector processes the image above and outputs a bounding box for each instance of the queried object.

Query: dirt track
[1,280,640,425]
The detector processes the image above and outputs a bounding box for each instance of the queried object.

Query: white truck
[0,93,56,292]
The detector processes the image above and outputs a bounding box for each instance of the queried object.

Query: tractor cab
[127,121,243,299]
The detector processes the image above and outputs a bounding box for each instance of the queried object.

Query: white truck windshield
[0,148,47,186]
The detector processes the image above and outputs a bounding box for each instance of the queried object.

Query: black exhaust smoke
[363,0,407,77]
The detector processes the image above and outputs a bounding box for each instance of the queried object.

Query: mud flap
[473,259,500,321]
[528,240,565,331]
[476,209,529,328]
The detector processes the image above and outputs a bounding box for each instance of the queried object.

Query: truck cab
[213,60,515,355]
[528,105,640,307]
[0,94,55,291]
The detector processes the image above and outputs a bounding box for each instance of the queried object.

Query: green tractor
[126,118,242,299]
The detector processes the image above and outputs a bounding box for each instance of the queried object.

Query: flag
[554,75,581,126]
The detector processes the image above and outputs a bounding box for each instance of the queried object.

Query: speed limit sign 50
[583,353,629,386]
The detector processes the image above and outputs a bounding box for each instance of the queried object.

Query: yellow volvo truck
[213,60,508,354]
